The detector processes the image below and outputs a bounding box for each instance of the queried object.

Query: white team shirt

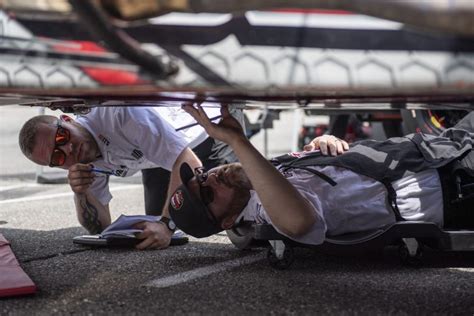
[76,106,218,205]
[239,165,443,245]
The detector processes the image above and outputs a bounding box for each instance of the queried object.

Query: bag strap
[382,180,404,221]
[280,164,337,187]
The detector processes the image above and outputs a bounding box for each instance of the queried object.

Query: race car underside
[1,86,473,113]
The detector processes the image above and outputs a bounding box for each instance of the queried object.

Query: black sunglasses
[194,167,219,223]
[49,120,70,167]
[195,167,214,205]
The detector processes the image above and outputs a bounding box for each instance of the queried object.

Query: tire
[401,110,468,135]
[267,245,295,270]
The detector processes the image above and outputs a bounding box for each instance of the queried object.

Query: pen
[91,167,115,176]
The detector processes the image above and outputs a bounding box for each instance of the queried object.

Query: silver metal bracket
[269,240,286,260]
[402,238,419,257]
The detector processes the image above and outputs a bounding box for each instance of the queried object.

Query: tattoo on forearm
[79,197,103,234]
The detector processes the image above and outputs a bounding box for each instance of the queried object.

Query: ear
[59,114,74,123]
[220,213,240,230]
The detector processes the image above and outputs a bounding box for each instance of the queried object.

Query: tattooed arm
[68,164,111,234]
[74,193,111,234]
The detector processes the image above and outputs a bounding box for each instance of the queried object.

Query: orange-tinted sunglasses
[49,120,70,167]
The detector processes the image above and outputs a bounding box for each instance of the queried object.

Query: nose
[204,173,221,188]
[58,142,73,156]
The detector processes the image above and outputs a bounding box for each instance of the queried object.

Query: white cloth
[76,106,213,205]
[239,166,443,246]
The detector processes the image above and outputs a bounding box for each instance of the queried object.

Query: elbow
[175,147,200,168]
[283,212,317,238]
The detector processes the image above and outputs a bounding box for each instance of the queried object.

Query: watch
[159,216,176,232]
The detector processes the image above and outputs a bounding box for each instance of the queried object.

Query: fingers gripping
[182,103,212,127]
[220,103,230,118]
[304,135,349,155]
[68,164,95,193]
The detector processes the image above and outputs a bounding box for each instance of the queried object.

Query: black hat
[168,163,223,238]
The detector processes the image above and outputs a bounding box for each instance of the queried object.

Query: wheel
[226,229,255,250]
[267,245,295,270]
[226,224,257,250]
[401,110,467,135]
[398,243,424,267]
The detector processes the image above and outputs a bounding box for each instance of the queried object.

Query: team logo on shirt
[131,149,143,160]
[281,170,294,178]
[114,169,127,177]
[98,134,110,146]
[171,190,184,210]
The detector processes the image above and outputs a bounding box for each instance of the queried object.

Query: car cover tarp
[0,233,36,298]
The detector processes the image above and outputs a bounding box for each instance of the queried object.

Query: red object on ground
[0,234,36,298]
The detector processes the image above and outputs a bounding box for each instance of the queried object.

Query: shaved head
[18,115,57,159]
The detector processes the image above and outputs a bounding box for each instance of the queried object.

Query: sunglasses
[194,167,219,223]
[195,167,214,205]
[49,120,70,167]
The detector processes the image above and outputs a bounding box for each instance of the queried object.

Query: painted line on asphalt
[448,268,473,273]
[146,253,264,288]
[0,184,142,205]
[0,183,41,191]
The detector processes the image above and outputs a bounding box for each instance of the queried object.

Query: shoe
[170,229,189,246]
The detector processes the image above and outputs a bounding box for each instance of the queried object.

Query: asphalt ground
[1,106,474,315]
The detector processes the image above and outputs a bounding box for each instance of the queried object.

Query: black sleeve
[454,112,474,132]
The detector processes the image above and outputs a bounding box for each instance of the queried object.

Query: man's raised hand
[182,103,245,146]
